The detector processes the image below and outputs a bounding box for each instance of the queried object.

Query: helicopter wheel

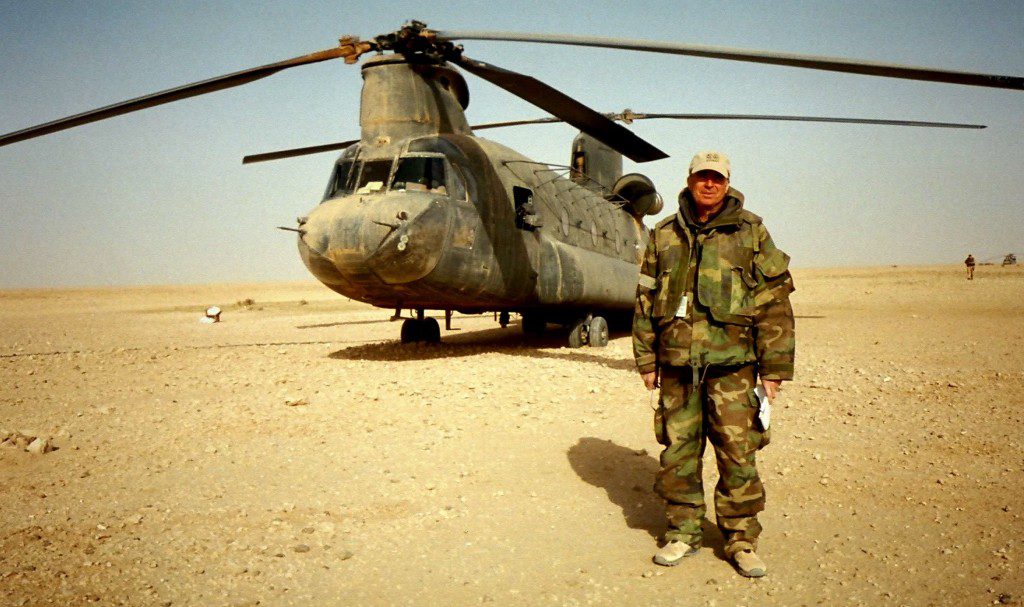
[568,318,589,348]
[400,318,421,343]
[421,317,441,343]
[521,313,545,337]
[401,318,441,343]
[588,316,609,347]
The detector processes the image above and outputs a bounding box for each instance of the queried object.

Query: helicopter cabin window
[392,156,448,195]
[570,147,587,184]
[513,186,541,230]
[325,160,355,198]
[355,159,393,194]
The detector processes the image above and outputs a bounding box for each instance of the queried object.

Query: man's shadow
[566,437,725,557]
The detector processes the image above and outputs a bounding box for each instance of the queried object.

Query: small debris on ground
[1,431,55,454]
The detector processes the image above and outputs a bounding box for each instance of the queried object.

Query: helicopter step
[400,309,441,343]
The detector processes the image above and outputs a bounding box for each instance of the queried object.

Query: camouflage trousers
[653,363,768,557]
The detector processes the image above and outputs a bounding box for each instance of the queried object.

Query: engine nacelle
[612,173,663,216]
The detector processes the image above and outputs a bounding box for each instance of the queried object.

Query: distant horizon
[1,262,1014,294]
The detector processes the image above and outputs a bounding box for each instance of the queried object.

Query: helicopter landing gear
[568,318,587,348]
[588,315,609,347]
[400,310,440,344]
[568,314,610,348]
[521,312,545,337]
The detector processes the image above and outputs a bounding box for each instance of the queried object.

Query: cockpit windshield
[325,160,355,198]
[392,156,447,195]
[323,151,467,200]
[355,160,393,194]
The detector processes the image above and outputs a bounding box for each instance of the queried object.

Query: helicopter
[2,21,1020,346]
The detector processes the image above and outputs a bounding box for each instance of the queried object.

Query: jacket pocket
[696,236,754,326]
[729,266,756,316]
[701,268,754,326]
[651,269,674,318]
[755,247,791,280]
[653,396,669,446]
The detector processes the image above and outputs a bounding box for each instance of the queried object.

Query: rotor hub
[368,20,464,63]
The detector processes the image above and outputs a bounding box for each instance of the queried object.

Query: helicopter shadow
[328,324,636,372]
[297,319,394,329]
[566,437,727,556]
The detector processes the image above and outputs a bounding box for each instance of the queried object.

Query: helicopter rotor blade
[240,119,566,164]
[451,53,669,163]
[241,112,983,164]
[436,31,1024,91]
[468,112,987,130]
[603,111,984,129]
[469,117,566,130]
[242,139,360,164]
[241,118,565,164]
[624,112,985,129]
[240,119,567,164]
[0,42,370,149]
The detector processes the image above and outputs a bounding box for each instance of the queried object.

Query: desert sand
[1,265,1022,606]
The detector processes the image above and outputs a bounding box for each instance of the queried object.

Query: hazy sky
[1,0,1022,288]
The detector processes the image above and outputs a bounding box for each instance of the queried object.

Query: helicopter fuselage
[298,133,647,320]
[292,53,651,327]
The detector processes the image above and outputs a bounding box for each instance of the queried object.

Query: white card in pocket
[675,295,688,318]
[754,384,772,430]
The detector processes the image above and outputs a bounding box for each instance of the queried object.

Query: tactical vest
[650,209,789,327]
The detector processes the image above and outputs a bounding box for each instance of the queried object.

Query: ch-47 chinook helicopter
[2,21,1021,346]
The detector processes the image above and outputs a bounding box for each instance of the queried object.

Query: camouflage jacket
[632,187,795,380]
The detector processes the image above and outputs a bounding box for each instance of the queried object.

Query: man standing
[632,151,795,577]
[965,254,976,280]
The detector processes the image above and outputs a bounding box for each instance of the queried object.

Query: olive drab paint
[297,53,659,332]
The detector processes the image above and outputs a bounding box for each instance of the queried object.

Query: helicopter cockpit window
[355,160,393,194]
[392,156,448,195]
[325,160,355,198]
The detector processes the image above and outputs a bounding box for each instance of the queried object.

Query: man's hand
[762,378,783,400]
[642,371,659,391]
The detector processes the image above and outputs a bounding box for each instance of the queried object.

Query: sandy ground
[1,265,1023,606]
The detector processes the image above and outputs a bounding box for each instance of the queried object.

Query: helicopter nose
[365,197,453,284]
[298,195,454,290]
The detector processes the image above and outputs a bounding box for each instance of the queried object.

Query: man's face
[687,170,729,209]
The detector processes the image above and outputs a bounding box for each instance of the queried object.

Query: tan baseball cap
[688,151,730,179]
